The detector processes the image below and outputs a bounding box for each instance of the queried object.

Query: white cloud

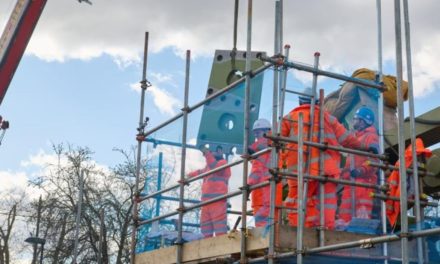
[1,0,439,96]
[130,82,181,116]
[20,149,59,168]
[0,170,28,192]
[411,35,440,97]
[150,72,177,87]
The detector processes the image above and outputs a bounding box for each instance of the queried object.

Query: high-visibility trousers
[339,185,374,222]
[286,180,319,228]
[286,180,338,230]
[200,200,228,238]
[251,183,283,227]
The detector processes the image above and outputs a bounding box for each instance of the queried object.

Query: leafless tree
[0,189,26,264]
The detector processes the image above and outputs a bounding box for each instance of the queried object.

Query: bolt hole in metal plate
[218,113,236,131]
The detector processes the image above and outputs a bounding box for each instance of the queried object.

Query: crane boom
[0,0,48,105]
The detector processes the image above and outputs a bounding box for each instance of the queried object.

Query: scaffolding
[130,1,440,263]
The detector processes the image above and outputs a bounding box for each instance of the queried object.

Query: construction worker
[247,118,283,227]
[386,138,432,227]
[338,106,379,224]
[281,87,362,230]
[188,145,231,238]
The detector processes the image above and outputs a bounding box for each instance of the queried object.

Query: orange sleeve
[359,133,379,176]
[281,113,292,137]
[216,159,231,179]
[188,169,203,178]
[326,113,361,149]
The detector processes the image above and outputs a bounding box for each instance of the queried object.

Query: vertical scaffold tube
[393,1,409,263]
[268,1,282,263]
[155,152,163,217]
[318,89,325,247]
[376,1,389,263]
[176,50,190,264]
[403,1,424,263]
[301,52,320,235]
[240,1,252,262]
[131,32,149,264]
[278,44,290,132]
[297,113,305,264]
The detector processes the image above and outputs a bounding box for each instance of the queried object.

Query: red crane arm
[0,0,48,105]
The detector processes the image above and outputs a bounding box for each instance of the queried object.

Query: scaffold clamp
[241,153,252,160]
[176,206,187,213]
[134,192,141,203]
[181,106,191,113]
[174,239,184,246]
[399,232,410,238]
[132,217,139,227]
[140,79,152,89]
[240,227,251,238]
[239,185,250,192]
[359,238,374,249]
[315,225,325,231]
[136,133,146,142]
[296,247,306,255]
[178,179,189,186]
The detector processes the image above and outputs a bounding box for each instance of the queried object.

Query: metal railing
[130,1,438,264]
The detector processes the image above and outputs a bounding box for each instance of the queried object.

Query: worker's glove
[350,169,362,178]
[367,146,379,154]
[247,147,256,155]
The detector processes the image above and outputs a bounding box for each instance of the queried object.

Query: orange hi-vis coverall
[248,136,283,227]
[281,104,362,230]
[188,151,231,237]
[386,138,432,227]
[339,125,379,222]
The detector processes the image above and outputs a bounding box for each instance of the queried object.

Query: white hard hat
[253,118,271,131]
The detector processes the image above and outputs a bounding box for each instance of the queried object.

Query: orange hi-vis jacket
[281,104,362,229]
[249,137,271,182]
[339,125,379,222]
[342,125,379,183]
[248,136,283,227]
[386,138,432,227]
[188,151,231,201]
[280,104,362,177]
[248,136,272,206]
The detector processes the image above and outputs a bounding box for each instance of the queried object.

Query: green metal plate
[197,50,266,154]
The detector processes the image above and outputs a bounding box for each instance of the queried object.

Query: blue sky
[1,0,440,188]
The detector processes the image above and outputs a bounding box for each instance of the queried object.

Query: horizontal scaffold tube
[138,181,270,227]
[372,193,438,207]
[228,210,253,216]
[144,137,199,149]
[139,148,271,202]
[368,161,434,177]
[247,227,440,263]
[276,170,388,192]
[265,134,388,160]
[142,64,271,138]
[259,55,385,91]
